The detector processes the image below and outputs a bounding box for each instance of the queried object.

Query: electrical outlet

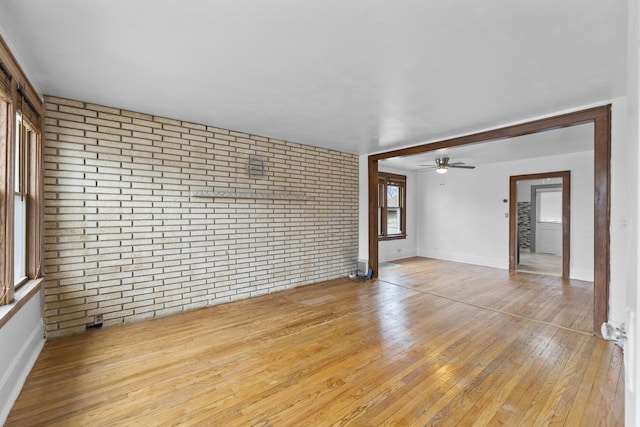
[86,314,104,330]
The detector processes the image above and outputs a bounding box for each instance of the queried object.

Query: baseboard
[419,251,507,270]
[568,269,594,282]
[0,318,45,425]
[380,248,418,263]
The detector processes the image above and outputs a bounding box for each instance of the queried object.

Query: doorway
[368,105,610,333]
[509,171,571,278]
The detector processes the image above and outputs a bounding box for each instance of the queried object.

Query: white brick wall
[43,96,358,337]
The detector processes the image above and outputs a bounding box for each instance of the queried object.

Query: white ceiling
[0,0,627,155]
[380,122,594,170]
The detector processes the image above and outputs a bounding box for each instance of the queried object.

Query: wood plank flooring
[7,258,622,426]
[379,257,594,334]
[517,251,563,277]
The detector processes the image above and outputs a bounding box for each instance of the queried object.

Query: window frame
[378,171,407,241]
[0,93,10,305]
[13,112,37,289]
[0,37,43,308]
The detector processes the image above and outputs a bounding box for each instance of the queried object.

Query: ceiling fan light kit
[421,157,476,173]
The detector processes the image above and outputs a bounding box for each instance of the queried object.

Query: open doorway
[369,105,610,333]
[510,171,570,277]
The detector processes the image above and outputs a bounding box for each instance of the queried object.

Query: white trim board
[0,294,44,425]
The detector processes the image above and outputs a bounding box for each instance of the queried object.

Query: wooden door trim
[508,171,571,278]
[368,105,610,334]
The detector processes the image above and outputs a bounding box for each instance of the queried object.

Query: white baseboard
[0,318,45,425]
[379,248,418,263]
[567,268,594,282]
[419,250,508,270]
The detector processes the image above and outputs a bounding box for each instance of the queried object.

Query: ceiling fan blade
[449,165,476,169]
[419,165,437,168]
[448,162,466,166]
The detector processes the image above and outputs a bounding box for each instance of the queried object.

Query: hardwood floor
[517,251,563,277]
[7,258,622,426]
[379,257,594,334]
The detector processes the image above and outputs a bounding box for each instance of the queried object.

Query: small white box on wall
[357,259,368,277]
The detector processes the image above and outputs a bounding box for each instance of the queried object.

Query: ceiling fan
[420,157,476,174]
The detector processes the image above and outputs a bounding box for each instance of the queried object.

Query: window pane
[15,114,21,192]
[14,195,26,283]
[387,207,400,234]
[387,185,399,207]
[538,190,562,223]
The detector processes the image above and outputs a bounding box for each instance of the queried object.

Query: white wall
[416,162,510,269]
[0,292,45,425]
[416,150,594,280]
[378,165,417,262]
[611,97,631,327]
[625,0,639,423]
[358,154,369,261]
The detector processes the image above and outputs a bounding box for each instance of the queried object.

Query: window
[537,189,562,223]
[14,112,30,286]
[0,43,43,307]
[378,172,406,240]
[0,96,8,304]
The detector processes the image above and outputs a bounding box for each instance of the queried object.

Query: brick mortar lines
[43,96,359,338]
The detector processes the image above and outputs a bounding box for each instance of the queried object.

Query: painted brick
[43,96,358,338]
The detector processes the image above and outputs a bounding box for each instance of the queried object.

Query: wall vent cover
[248,155,267,178]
